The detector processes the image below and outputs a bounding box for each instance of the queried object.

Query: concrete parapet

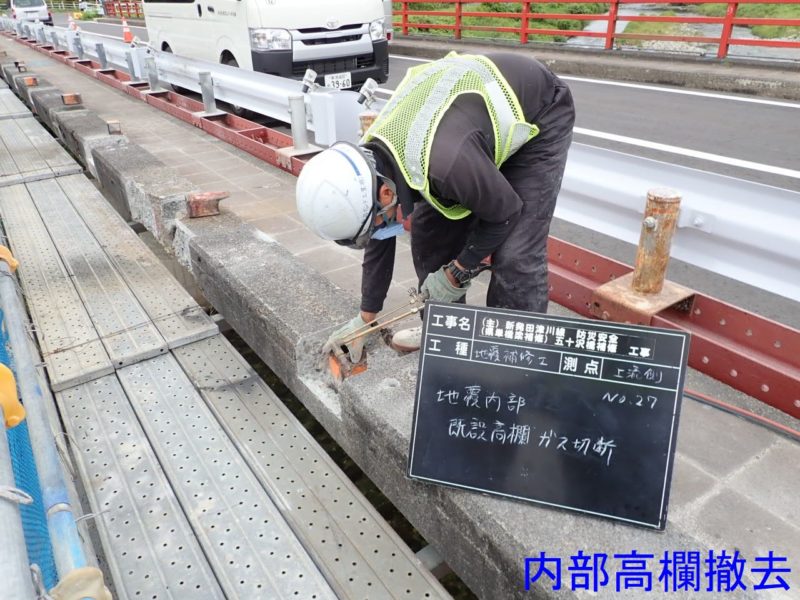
[92,141,196,246]
[53,109,128,178]
[10,73,56,109]
[185,211,358,437]
[180,205,788,600]
[29,87,84,133]
[1,62,27,89]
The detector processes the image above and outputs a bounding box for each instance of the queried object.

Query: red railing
[396,0,800,59]
[103,1,144,20]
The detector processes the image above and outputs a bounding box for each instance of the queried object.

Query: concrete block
[1,63,28,88]
[29,87,84,135]
[92,141,196,244]
[92,140,136,221]
[129,165,193,247]
[10,73,56,109]
[53,109,127,177]
[187,212,356,435]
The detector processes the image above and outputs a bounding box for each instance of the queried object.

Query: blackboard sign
[407,302,690,530]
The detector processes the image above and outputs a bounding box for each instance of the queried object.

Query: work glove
[323,314,375,363]
[421,267,470,304]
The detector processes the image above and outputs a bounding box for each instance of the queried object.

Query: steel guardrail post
[125,50,138,81]
[198,71,218,114]
[129,47,148,80]
[96,42,108,69]
[145,55,161,91]
[74,33,84,59]
[288,95,309,152]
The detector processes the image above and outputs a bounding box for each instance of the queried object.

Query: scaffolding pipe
[0,406,36,599]
[0,261,88,579]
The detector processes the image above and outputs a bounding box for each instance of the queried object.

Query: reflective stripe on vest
[364,52,539,220]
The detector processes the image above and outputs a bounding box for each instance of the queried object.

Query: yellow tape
[0,246,18,273]
[0,364,24,429]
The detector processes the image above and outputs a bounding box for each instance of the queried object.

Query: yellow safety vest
[364,52,539,219]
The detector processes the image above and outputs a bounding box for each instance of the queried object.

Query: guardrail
[9,21,366,147]
[4,19,799,302]
[559,144,800,302]
[396,0,800,59]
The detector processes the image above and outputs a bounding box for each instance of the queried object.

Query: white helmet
[296,142,378,249]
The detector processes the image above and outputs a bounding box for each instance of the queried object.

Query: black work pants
[410,86,575,313]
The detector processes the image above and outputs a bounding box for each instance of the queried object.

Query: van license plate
[324,72,352,90]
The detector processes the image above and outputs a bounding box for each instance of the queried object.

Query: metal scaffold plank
[117,354,338,600]
[27,178,168,369]
[0,88,29,120]
[0,184,114,391]
[0,117,80,187]
[56,375,225,600]
[173,334,450,599]
[56,174,218,349]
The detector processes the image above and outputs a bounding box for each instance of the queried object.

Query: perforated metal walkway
[0,76,449,599]
[0,115,81,187]
[0,84,29,120]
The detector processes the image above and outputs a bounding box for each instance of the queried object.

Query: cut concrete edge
[52,109,129,178]
[179,209,757,600]
[91,141,196,247]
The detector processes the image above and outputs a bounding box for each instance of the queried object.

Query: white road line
[386,55,799,173]
[573,127,800,179]
[560,76,800,109]
[389,54,800,109]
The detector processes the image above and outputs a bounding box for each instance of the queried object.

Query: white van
[143,0,389,89]
[0,0,53,26]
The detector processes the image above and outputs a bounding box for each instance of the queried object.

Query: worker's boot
[390,326,422,353]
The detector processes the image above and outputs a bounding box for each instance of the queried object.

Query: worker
[296,51,575,360]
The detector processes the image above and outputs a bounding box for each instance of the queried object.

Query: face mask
[371,221,405,241]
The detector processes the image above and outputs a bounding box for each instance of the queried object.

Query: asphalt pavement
[57,14,800,194]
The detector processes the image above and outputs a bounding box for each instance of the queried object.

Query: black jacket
[361,52,571,313]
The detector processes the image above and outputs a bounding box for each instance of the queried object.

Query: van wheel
[162,45,188,94]
[222,57,248,117]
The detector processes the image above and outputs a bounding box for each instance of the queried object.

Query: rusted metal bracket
[591,188,694,324]
[591,274,694,325]
[187,191,228,218]
[550,236,800,419]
